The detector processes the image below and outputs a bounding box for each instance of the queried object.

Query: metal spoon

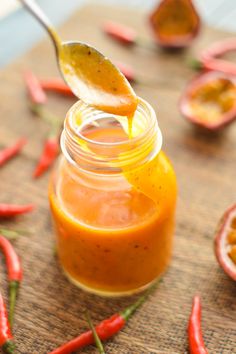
[19,0,137,116]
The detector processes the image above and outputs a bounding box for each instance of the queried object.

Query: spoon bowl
[59,41,137,116]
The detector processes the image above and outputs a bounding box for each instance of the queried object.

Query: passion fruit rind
[214,204,236,281]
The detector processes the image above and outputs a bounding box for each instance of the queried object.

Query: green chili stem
[86,312,106,354]
[0,229,32,240]
[0,229,21,241]
[188,58,203,71]
[2,340,15,354]
[9,281,19,328]
[121,278,162,321]
[30,103,62,135]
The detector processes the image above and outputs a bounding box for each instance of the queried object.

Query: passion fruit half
[215,204,236,281]
[179,71,236,130]
[149,0,201,48]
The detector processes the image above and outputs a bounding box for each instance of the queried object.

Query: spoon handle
[19,0,61,51]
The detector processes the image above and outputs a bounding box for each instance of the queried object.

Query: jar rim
[66,97,160,147]
[62,97,162,173]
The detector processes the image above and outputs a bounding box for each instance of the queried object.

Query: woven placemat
[0,4,236,353]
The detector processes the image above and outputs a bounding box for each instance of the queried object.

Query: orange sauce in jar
[49,98,177,296]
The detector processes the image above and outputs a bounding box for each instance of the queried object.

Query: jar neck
[61,98,162,174]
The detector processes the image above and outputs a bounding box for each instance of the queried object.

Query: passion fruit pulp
[215,204,236,281]
[149,0,200,48]
[179,71,236,130]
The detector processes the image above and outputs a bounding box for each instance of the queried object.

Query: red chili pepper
[0,139,27,167]
[0,292,15,353]
[188,296,208,354]
[200,38,236,75]
[201,38,236,60]
[115,62,135,82]
[33,136,59,178]
[0,236,22,328]
[48,282,156,354]
[24,70,47,105]
[103,21,155,50]
[40,79,75,97]
[200,58,236,76]
[0,204,34,218]
[103,21,137,45]
[49,314,123,354]
[191,57,236,76]
[191,39,236,75]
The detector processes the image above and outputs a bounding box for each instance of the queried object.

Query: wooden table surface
[0,4,236,354]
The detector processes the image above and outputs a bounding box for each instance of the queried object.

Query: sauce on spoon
[59,43,138,116]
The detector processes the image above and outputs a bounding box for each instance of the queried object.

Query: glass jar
[49,98,177,296]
